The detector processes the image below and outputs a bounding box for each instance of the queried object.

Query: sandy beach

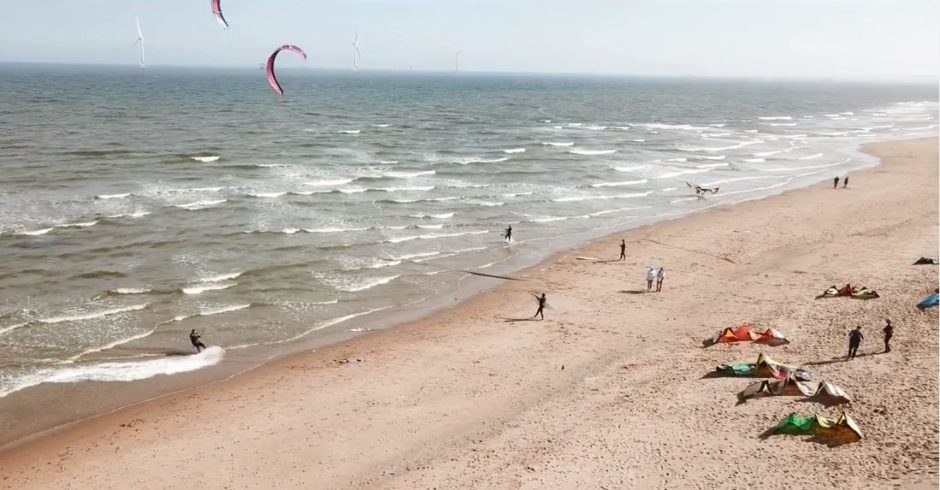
[0,137,937,489]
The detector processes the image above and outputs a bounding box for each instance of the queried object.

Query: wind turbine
[352,29,361,70]
[455,50,462,72]
[133,16,146,67]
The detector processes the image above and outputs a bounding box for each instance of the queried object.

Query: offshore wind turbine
[455,50,461,72]
[132,16,146,67]
[352,29,361,70]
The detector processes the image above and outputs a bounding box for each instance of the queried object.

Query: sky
[0,0,937,81]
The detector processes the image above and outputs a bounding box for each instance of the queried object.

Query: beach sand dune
[0,138,937,489]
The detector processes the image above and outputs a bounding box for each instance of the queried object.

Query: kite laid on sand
[266,45,307,95]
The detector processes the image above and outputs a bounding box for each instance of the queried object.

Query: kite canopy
[716,353,811,380]
[739,373,816,401]
[706,325,789,347]
[772,411,863,445]
[807,382,852,406]
[266,44,307,95]
[211,0,229,28]
[816,284,880,300]
[917,292,939,310]
[913,257,937,265]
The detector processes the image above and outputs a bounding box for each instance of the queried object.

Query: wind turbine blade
[136,16,143,38]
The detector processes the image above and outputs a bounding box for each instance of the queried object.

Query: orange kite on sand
[705,324,789,347]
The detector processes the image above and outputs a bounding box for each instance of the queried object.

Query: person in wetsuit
[504,225,512,243]
[883,319,893,353]
[619,239,626,261]
[534,293,546,320]
[833,176,840,189]
[847,326,863,359]
[190,329,207,352]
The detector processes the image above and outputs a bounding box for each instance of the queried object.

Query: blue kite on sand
[917,291,939,311]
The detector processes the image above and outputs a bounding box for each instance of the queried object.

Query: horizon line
[0,60,936,86]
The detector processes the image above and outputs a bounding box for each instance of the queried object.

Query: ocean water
[0,64,937,400]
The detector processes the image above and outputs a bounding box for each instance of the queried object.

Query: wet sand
[0,137,937,489]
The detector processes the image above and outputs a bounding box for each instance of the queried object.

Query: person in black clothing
[190,329,207,352]
[833,176,840,189]
[843,175,850,189]
[883,319,893,353]
[533,293,546,320]
[504,225,512,243]
[619,239,626,261]
[847,326,863,359]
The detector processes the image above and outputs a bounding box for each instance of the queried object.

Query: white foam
[304,226,369,233]
[385,230,488,244]
[335,275,399,292]
[502,148,526,154]
[175,199,226,210]
[695,163,729,169]
[391,251,440,261]
[590,179,648,188]
[530,216,568,223]
[502,192,534,197]
[182,283,236,295]
[615,164,649,172]
[108,210,151,219]
[754,149,784,157]
[757,116,792,121]
[305,178,354,187]
[569,149,618,156]
[39,304,148,324]
[409,213,454,219]
[200,304,251,316]
[191,156,221,163]
[745,158,766,163]
[372,124,390,128]
[378,186,435,192]
[797,153,824,160]
[256,163,288,168]
[199,272,242,283]
[249,191,287,198]
[0,347,224,398]
[642,123,709,130]
[766,122,797,127]
[541,141,575,147]
[655,168,712,179]
[384,170,436,178]
[453,156,511,165]
[0,323,28,336]
[338,130,361,134]
[416,224,444,230]
[379,160,399,164]
[586,205,651,217]
[697,155,726,160]
[368,259,402,269]
[111,288,152,295]
[17,227,54,236]
[95,193,131,200]
[478,201,504,207]
[338,188,368,194]
[553,191,653,202]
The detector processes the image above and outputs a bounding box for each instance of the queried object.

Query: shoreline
[0,135,889,449]
[0,137,937,488]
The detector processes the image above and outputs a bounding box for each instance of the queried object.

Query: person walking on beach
[883,319,893,353]
[618,239,626,261]
[646,267,657,292]
[533,292,546,320]
[503,225,512,243]
[843,175,849,188]
[189,329,207,353]
[833,176,840,189]
[847,326,864,359]
[655,267,665,292]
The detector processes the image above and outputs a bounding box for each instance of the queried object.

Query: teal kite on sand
[917,292,939,311]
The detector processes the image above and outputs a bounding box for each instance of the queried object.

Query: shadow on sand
[461,270,524,281]
[502,317,542,323]
[804,352,883,366]
[619,289,648,295]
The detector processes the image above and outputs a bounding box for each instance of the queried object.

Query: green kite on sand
[771,411,862,445]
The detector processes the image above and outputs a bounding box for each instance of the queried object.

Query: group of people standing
[846,319,894,359]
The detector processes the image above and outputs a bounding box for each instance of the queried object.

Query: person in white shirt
[656,267,665,292]
[646,267,657,292]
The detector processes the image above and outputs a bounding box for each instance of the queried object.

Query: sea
[0,64,936,434]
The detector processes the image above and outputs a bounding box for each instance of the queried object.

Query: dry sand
[1,138,937,489]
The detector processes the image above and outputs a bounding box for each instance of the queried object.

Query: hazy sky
[0,0,937,81]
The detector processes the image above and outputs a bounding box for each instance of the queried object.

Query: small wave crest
[590,179,648,188]
[569,149,617,156]
[39,304,148,324]
[502,148,526,154]
[191,155,221,163]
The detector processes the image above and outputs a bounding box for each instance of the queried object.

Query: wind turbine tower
[455,50,462,72]
[352,30,362,70]
[133,16,146,67]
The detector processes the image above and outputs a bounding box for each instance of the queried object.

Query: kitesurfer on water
[190,329,207,353]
